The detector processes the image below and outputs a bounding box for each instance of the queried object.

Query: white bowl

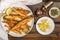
[36,17,55,35]
[49,7,60,18]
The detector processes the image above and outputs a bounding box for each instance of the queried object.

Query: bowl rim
[49,7,60,18]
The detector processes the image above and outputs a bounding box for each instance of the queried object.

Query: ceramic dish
[0,2,34,37]
[36,17,55,35]
[49,7,60,18]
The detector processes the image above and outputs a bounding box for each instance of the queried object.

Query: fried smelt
[11,16,33,30]
[4,15,21,21]
[11,7,30,17]
[7,27,22,34]
[9,16,33,34]
[12,8,26,17]
[3,19,18,29]
[3,19,18,24]
[13,7,30,15]
[10,25,31,34]
[9,14,27,20]
[3,19,15,27]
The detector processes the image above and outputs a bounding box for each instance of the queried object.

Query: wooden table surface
[9,0,60,40]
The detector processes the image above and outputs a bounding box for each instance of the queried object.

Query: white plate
[36,17,55,35]
[2,0,42,5]
[49,7,60,18]
[20,0,42,5]
[0,2,34,37]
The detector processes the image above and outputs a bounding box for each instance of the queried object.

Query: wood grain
[8,24,60,40]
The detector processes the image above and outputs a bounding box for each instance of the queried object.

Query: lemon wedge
[5,7,12,15]
[38,19,50,32]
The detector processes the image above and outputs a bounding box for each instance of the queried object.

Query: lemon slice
[5,7,12,15]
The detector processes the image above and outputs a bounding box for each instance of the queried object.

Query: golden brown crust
[3,7,33,34]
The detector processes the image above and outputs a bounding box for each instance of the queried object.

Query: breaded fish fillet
[10,16,33,32]
[4,15,21,21]
[3,19,18,28]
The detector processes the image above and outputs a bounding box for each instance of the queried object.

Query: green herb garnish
[51,9,58,16]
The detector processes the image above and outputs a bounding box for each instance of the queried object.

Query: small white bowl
[36,17,55,35]
[49,7,60,18]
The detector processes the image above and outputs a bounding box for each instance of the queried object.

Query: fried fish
[9,16,33,34]
[12,7,30,15]
[4,15,21,21]
[3,19,18,29]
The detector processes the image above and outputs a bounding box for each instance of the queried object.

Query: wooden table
[9,0,60,40]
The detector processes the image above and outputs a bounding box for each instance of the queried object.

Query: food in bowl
[49,7,60,18]
[36,17,55,35]
[51,9,58,16]
[38,19,50,32]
